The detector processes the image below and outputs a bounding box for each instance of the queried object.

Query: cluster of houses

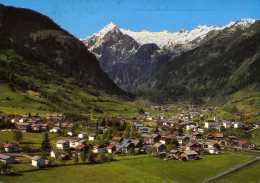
[0,108,259,171]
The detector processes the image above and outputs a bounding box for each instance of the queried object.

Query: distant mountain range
[82,19,257,95]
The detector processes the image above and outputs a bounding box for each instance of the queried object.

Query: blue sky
[1,0,260,38]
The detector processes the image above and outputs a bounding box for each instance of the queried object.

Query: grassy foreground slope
[0,49,139,117]
[215,161,260,183]
[0,153,254,183]
[0,4,139,118]
[0,82,138,118]
[216,88,260,122]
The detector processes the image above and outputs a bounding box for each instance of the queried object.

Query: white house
[208,148,220,154]
[92,145,106,154]
[222,121,232,128]
[49,127,61,133]
[50,151,56,159]
[18,118,25,123]
[78,133,87,139]
[56,140,70,150]
[88,133,96,141]
[233,122,242,129]
[205,141,221,154]
[31,156,48,168]
[67,131,74,137]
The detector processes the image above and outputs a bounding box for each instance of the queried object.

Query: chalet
[31,156,50,168]
[238,139,255,149]
[222,121,232,128]
[120,139,135,153]
[160,134,176,145]
[204,141,221,154]
[16,123,31,132]
[207,132,224,141]
[56,140,70,150]
[107,144,116,154]
[181,150,199,160]
[142,134,160,145]
[3,143,19,153]
[0,154,15,164]
[185,142,203,153]
[50,150,70,160]
[208,147,220,154]
[88,133,96,141]
[204,122,220,129]
[92,145,106,154]
[153,143,166,153]
[168,149,182,160]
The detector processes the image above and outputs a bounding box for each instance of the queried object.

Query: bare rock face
[83,20,256,92]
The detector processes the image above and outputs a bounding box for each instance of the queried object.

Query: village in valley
[0,104,259,175]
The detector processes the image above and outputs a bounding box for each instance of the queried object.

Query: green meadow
[0,152,254,183]
[215,161,260,183]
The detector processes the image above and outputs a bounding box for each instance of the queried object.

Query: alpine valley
[82,20,260,121]
[1,2,260,183]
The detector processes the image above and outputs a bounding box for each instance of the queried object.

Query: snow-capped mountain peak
[120,25,220,48]
[83,19,256,51]
[96,22,119,36]
[225,19,256,30]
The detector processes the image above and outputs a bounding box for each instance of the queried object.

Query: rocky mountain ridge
[82,19,256,91]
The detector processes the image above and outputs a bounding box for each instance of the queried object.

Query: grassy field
[0,83,141,118]
[217,88,260,122]
[0,152,255,183]
[0,83,50,116]
[215,161,260,183]
[0,131,58,148]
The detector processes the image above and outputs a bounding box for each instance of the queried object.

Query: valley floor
[215,161,260,183]
[0,152,255,183]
